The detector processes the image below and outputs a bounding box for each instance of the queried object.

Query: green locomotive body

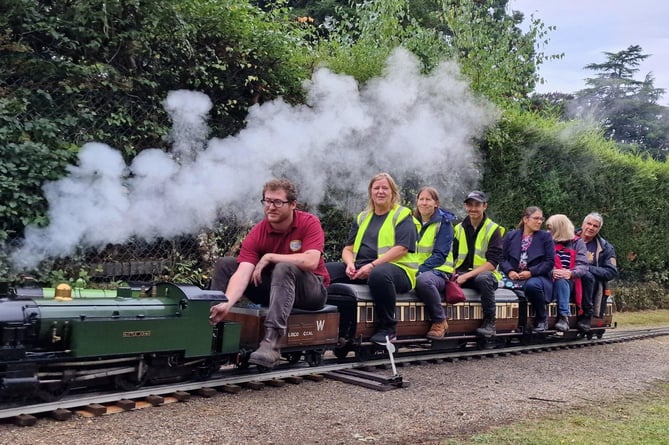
[1,283,241,402]
[30,283,239,357]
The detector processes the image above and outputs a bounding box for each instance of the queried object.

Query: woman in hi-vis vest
[412,187,456,340]
[326,173,418,344]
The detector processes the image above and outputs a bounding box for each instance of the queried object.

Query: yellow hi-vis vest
[446,218,504,280]
[353,205,419,288]
[415,219,454,275]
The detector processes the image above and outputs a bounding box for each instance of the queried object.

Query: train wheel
[305,350,323,367]
[236,348,253,369]
[195,361,219,380]
[115,372,148,391]
[476,337,489,350]
[36,382,70,402]
[596,331,604,339]
[115,360,149,391]
[577,331,594,340]
[356,346,374,362]
[284,352,302,364]
[334,345,352,361]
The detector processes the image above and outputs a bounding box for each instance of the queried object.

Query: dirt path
[2,334,668,445]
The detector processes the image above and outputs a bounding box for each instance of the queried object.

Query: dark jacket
[575,229,618,300]
[584,235,618,282]
[501,228,555,302]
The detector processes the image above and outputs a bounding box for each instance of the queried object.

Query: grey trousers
[211,256,327,334]
[415,271,447,322]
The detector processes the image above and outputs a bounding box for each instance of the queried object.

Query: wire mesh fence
[1,214,351,289]
[2,228,233,289]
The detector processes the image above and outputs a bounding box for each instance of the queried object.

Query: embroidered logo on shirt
[290,240,302,252]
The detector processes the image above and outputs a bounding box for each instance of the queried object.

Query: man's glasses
[261,199,292,208]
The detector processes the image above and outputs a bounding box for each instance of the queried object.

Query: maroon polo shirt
[237,210,330,287]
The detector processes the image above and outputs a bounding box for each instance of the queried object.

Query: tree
[287,0,559,105]
[572,45,669,161]
[416,0,560,105]
[0,0,311,239]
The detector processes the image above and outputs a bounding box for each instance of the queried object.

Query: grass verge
[613,309,669,327]
[441,310,669,445]
[447,382,669,445]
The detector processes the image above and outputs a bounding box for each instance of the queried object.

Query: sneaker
[554,316,569,333]
[370,330,396,345]
[426,319,449,340]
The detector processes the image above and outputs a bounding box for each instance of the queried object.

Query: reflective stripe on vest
[415,221,441,256]
[353,205,418,287]
[447,219,503,280]
[415,219,454,274]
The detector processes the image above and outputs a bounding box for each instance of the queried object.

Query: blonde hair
[546,214,575,242]
[366,172,400,212]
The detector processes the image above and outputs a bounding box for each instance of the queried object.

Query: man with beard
[209,178,330,368]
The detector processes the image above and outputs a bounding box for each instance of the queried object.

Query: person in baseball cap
[464,190,488,203]
[451,189,504,339]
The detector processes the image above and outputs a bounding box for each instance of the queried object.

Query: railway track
[3,326,668,425]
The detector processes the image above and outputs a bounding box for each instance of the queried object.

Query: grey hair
[583,212,604,228]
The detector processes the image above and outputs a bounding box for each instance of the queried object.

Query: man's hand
[252,254,272,286]
[455,272,470,285]
[209,301,232,324]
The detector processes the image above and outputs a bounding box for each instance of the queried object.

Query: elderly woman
[500,206,555,333]
[326,173,418,344]
[412,186,456,339]
[546,214,589,332]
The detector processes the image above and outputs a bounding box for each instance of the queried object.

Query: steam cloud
[10,48,499,270]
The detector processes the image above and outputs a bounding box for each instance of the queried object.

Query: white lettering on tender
[122,331,151,338]
[316,319,325,331]
[302,331,313,336]
[288,331,299,337]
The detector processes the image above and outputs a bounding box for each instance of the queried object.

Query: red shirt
[237,210,330,287]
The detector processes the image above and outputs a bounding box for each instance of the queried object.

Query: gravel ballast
[2,334,668,445]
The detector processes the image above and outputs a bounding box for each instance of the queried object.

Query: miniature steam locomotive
[0,280,614,404]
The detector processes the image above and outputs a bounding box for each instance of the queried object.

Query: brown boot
[249,328,282,368]
[426,319,448,340]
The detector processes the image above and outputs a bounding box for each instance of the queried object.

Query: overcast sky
[509,0,669,105]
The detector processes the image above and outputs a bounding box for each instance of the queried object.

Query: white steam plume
[10,48,499,270]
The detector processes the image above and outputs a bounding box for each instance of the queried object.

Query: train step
[323,368,409,391]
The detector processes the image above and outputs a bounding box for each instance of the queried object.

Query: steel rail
[2,326,668,421]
